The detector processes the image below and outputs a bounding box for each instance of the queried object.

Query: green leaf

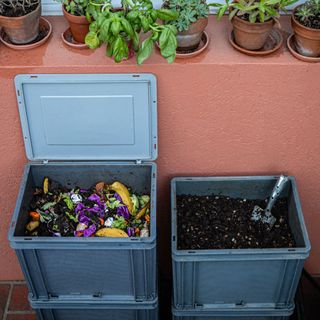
[100,20,111,42]
[111,20,121,36]
[151,9,158,22]
[137,37,154,65]
[85,31,100,49]
[132,31,140,51]
[63,196,74,210]
[166,53,176,64]
[159,28,170,50]
[65,212,78,223]
[89,21,98,32]
[156,9,179,21]
[127,10,139,21]
[121,18,134,38]
[159,27,177,60]
[113,37,129,63]
[42,202,56,210]
[140,16,150,32]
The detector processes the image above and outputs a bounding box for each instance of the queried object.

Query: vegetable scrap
[25,178,151,238]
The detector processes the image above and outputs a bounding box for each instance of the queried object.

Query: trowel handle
[265,175,289,213]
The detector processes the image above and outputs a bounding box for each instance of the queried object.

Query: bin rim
[8,161,157,246]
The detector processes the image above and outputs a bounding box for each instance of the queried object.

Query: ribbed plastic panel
[171,176,310,310]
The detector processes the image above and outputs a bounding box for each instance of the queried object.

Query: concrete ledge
[0,16,316,68]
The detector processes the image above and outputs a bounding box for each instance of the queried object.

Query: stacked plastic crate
[171,176,311,320]
[8,74,158,320]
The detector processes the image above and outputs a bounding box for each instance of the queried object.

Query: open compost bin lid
[15,74,157,162]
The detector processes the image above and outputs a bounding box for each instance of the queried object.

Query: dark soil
[295,13,320,29]
[0,3,38,17]
[177,194,295,250]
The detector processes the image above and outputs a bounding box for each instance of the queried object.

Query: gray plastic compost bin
[8,74,158,302]
[31,297,158,320]
[171,176,310,310]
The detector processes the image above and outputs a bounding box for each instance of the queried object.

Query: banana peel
[109,181,133,213]
[136,202,150,220]
[26,220,40,232]
[96,227,128,238]
[43,177,49,194]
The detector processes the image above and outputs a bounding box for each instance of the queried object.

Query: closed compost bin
[8,74,158,302]
[171,176,310,310]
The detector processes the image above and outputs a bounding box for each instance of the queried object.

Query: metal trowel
[251,175,289,228]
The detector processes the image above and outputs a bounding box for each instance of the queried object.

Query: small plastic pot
[232,15,274,51]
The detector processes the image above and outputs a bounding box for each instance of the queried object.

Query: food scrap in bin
[25,178,151,238]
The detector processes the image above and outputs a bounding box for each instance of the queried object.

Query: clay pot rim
[292,5,320,33]
[0,3,40,21]
[62,5,89,22]
[232,15,274,26]
[177,17,209,36]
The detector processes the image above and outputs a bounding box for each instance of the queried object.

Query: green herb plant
[211,0,298,23]
[85,0,178,64]
[163,0,209,32]
[295,0,320,28]
[56,0,90,16]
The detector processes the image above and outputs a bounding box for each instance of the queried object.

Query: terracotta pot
[232,15,274,50]
[0,3,41,44]
[176,17,208,51]
[291,5,320,57]
[62,5,90,44]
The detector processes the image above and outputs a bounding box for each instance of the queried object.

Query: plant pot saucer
[176,31,210,58]
[156,31,209,59]
[287,34,320,63]
[229,28,283,56]
[61,28,88,49]
[0,17,52,50]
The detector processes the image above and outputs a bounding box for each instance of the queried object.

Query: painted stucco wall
[0,16,319,280]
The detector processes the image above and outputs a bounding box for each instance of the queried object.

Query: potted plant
[56,0,91,43]
[0,0,41,44]
[85,0,178,64]
[292,0,320,57]
[163,0,209,52]
[212,0,297,50]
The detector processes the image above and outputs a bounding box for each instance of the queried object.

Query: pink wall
[0,16,319,280]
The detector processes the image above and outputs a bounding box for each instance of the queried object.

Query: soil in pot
[295,12,320,29]
[177,194,295,250]
[0,2,38,17]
